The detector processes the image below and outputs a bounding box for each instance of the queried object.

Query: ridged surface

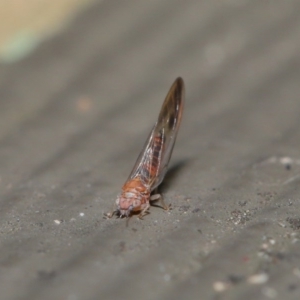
[1,1,300,299]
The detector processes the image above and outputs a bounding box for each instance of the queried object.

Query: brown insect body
[111,77,184,219]
[117,178,150,217]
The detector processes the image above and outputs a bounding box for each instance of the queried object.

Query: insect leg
[150,190,171,211]
[104,203,118,219]
[138,203,150,219]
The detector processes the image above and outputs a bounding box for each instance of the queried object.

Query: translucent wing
[126,77,184,191]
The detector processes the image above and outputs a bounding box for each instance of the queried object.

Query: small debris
[238,200,247,207]
[229,209,251,225]
[247,273,269,284]
[280,157,293,167]
[213,281,230,292]
[277,221,286,228]
[285,164,291,170]
[269,239,276,245]
[228,274,244,284]
[257,191,277,203]
[79,212,85,217]
[178,205,190,212]
[286,217,300,230]
[257,249,271,260]
[54,220,61,225]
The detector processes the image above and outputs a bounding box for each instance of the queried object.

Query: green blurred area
[0,0,96,63]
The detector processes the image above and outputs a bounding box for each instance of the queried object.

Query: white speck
[278,222,286,228]
[269,239,276,245]
[280,157,293,165]
[79,213,85,217]
[247,273,269,284]
[213,281,229,292]
[54,220,61,224]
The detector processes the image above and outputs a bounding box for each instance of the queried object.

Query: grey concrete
[1,0,300,299]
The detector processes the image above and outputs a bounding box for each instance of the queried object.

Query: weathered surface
[1,0,300,299]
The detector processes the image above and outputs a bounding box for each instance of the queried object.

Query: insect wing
[126,77,184,190]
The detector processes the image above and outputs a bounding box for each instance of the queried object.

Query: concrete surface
[1,0,300,299]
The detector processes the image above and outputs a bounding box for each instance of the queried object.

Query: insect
[106,77,184,221]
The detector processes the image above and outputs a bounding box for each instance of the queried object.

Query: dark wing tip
[175,77,184,84]
[174,77,184,90]
[173,77,185,100]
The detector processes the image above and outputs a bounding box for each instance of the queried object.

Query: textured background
[1,0,300,299]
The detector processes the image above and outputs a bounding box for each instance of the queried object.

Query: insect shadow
[153,158,191,196]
